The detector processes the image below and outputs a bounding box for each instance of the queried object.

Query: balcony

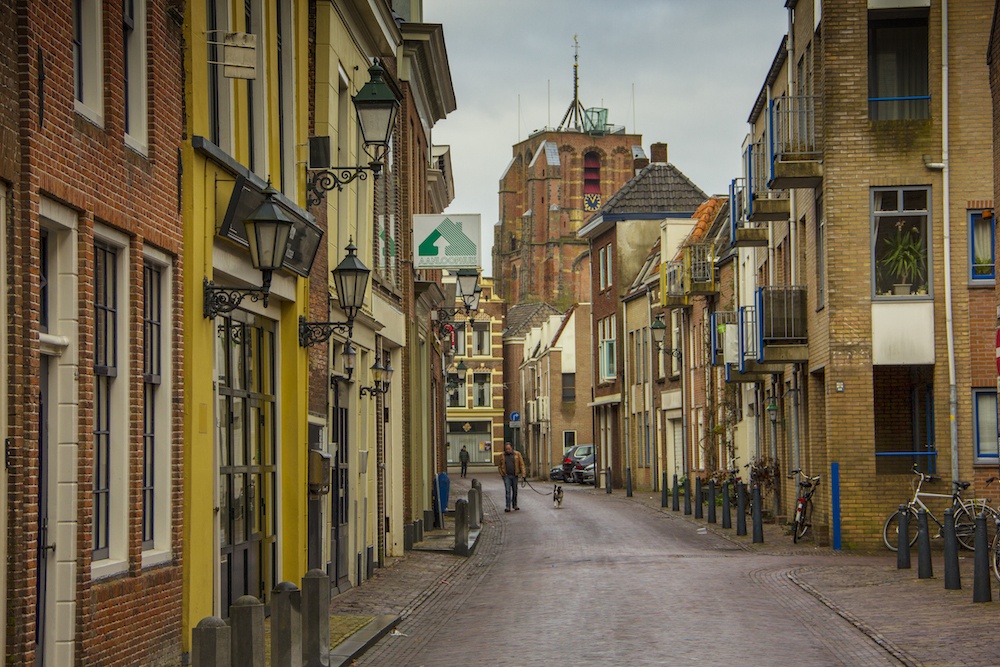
[661,258,689,307]
[685,243,716,295]
[744,140,789,222]
[768,95,822,189]
[756,285,808,363]
[710,311,737,366]
[729,179,768,247]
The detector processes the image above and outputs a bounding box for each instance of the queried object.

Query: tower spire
[557,35,586,131]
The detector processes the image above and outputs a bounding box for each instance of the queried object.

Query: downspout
[939,0,959,485]
[647,290,660,489]
[623,300,631,485]
[680,309,689,476]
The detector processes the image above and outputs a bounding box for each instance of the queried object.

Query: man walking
[497,442,525,512]
[459,445,470,478]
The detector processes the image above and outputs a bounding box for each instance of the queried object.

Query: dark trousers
[460,461,468,477]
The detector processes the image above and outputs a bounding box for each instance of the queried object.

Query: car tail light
[563,457,572,464]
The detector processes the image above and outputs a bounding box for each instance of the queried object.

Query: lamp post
[766,394,780,516]
[204,180,294,318]
[433,270,481,337]
[299,240,371,346]
[360,355,393,398]
[306,60,401,206]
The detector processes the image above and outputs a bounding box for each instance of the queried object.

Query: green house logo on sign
[413,214,481,269]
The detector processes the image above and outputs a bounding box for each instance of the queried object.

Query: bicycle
[883,464,998,552]
[789,469,820,543]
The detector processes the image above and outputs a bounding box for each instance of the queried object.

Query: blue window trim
[969,210,995,282]
[974,389,998,462]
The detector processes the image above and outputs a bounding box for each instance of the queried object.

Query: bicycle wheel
[883,508,918,551]
[793,499,812,543]
[992,530,1000,583]
[953,505,1000,551]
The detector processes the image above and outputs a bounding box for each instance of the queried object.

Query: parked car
[550,465,570,481]
[561,444,594,483]
[579,463,596,485]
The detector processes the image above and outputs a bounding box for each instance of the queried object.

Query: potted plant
[881,225,926,295]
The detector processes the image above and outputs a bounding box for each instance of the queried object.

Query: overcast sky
[422,1,791,277]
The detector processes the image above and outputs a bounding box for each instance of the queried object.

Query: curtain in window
[870,18,928,120]
[976,392,998,459]
[973,214,993,276]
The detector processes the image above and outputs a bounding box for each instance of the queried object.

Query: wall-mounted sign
[414,214,480,269]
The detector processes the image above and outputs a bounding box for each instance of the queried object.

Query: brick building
[493,119,645,311]
[578,156,707,488]
[5,1,185,664]
[698,0,996,548]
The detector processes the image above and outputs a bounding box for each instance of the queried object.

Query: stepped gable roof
[502,302,562,338]
[596,162,708,218]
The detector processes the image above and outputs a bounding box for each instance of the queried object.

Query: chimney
[633,156,650,171]
[650,142,668,164]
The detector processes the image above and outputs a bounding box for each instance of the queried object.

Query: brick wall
[6,2,185,663]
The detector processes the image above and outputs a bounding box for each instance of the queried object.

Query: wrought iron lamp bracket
[299,315,354,347]
[306,165,379,207]
[204,275,273,319]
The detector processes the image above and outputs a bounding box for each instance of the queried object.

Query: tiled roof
[595,163,708,217]
[502,302,562,338]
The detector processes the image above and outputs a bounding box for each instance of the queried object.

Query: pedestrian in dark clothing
[459,445,470,478]
[496,442,525,512]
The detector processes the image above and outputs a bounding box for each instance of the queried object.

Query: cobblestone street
[327,472,1000,666]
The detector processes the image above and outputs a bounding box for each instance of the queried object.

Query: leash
[520,476,554,496]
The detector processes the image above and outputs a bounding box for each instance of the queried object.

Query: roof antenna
[557,35,585,131]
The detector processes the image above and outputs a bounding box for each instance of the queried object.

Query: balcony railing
[768,95,822,189]
[662,259,689,306]
[729,179,768,247]
[756,285,807,345]
[685,242,715,294]
[738,305,757,372]
[710,310,738,366]
[744,139,788,222]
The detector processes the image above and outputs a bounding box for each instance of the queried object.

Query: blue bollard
[917,509,932,579]
[736,482,747,536]
[752,484,763,543]
[973,513,992,602]
[943,508,961,590]
[721,482,732,529]
[896,505,911,570]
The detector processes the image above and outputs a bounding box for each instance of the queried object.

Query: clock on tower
[584,192,601,212]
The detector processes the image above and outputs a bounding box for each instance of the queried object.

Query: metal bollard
[721,482,732,529]
[973,513,992,602]
[694,477,704,519]
[606,468,613,494]
[468,487,481,530]
[272,582,303,667]
[736,483,747,536]
[626,467,633,497]
[230,596,265,667]
[672,474,680,511]
[661,472,668,508]
[943,508,961,590]
[192,616,231,667]
[916,509,932,579]
[752,484,764,543]
[896,506,911,570]
[707,480,717,524]
[302,569,331,667]
[683,479,692,515]
[454,498,470,557]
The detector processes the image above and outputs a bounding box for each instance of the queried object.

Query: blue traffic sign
[510,411,520,422]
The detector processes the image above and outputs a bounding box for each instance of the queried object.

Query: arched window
[583,152,601,212]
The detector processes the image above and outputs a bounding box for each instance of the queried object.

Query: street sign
[510,411,520,422]
[508,421,521,429]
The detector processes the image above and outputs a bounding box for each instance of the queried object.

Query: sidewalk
[327,478,1000,667]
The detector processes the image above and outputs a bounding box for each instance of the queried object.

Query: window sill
[141,549,173,569]
[124,133,149,158]
[969,279,995,288]
[74,101,105,129]
[91,558,128,580]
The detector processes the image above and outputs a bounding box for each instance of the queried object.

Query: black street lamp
[360,355,393,397]
[306,60,401,206]
[299,240,371,346]
[204,180,294,318]
[433,270,482,337]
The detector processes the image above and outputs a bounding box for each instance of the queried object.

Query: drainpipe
[647,290,661,489]
[622,300,631,487]
[937,0,958,485]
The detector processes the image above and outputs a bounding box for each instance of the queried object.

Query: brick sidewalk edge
[330,614,401,667]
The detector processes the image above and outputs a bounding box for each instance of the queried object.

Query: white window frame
[141,248,173,567]
[599,315,617,382]
[605,245,613,289]
[246,0,268,176]
[207,0,234,152]
[74,0,105,125]
[472,321,490,356]
[974,389,998,463]
[598,246,606,290]
[473,372,491,408]
[91,225,130,578]
[123,0,148,153]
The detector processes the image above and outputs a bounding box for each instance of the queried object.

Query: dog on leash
[553,484,564,508]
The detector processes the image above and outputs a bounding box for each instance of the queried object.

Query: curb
[330,614,401,667]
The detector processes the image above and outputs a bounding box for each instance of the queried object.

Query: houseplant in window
[880,222,926,296]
